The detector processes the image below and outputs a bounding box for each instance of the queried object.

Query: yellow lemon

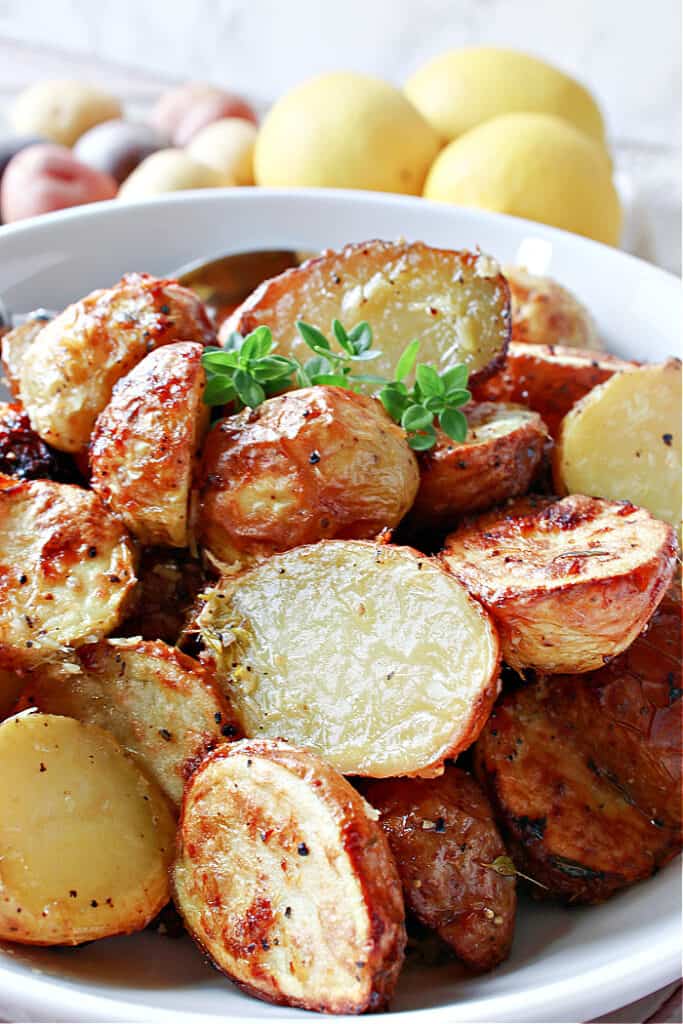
[424,112,621,246]
[255,72,441,194]
[405,47,605,145]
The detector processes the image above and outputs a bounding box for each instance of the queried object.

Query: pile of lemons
[256,48,621,246]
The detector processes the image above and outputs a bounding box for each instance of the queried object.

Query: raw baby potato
[473,342,637,438]
[118,148,231,198]
[255,72,440,194]
[408,401,548,531]
[187,117,257,185]
[224,241,511,386]
[0,713,175,945]
[173,738,406,1013]
[197,540,500,776]
[0,143,117,223]
[405,47,606,144]
[474,591,682,902]
[0,479,137,671]
[362,766,516,971]
[21,639,239,807]
[150,82,257,146]
[441,494,676,674]
[199,386,419,569]
[91,341,208,547]
[19,272,215,453]
[74,119,165,184]
[504,267,602,350]
[555,360,682,529]
[10,79,122,146]
[1,313,51,397]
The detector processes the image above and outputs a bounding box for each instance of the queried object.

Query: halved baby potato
[554,360,682,529]
[173,738,406,1014]
[0,712,175,945]
[361,765,516,972]
[199,386,419,570]
[0,479,137,671]
[222,241,510,385]
[1,313,51,397]
[20,639,240,807]
[441,494,677,673]
[91,341,208,547]
[504,266,602,350]
[19,272,215,453]
[473,342,637,437]
[408,402,548,531]
[197,539,500,776]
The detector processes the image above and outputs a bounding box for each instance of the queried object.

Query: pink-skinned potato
[151,83,257,146]
[1,144,117,223]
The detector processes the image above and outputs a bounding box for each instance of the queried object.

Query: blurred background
[0,0,679,271]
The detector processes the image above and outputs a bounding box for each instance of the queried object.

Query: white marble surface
[0,0,679,270]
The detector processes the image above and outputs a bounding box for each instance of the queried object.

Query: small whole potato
[151,82,257,146]
[10,79,122,147]
[1,144,117,223]
[74,119,165,184]
[187,118,257,186]
[118,148,231,199]
[0,135,46,179]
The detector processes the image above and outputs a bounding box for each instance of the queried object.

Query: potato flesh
[1,316,49,398]
[198,540,499,776]
[224,242,510,385]
[504,266,601,350]
[555,361,682,528]
[0,713,175,945]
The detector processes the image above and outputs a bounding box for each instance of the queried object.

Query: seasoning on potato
[173,738,406,1013]
[0,712,175,945]
[74,119,165,184]
[10,79,122,147]
[441,494,677,674]
[0,143,117,223]
[187,117,257,186]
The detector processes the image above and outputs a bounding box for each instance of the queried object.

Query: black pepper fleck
[159,728,172,741]
[297,843,309,856]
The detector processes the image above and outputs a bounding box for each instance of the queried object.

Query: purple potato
[73,119,166,184]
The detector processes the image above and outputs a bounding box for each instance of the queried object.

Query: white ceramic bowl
[0,189,679,1024]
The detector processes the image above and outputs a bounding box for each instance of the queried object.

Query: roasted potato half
[504,266,602,350]
[222,241,510,385]
[0,479,137,671]
[473,342,637,437]
[0,401,77,483]
[408,402,548,531]
[0,669,24,720]
[19,272,215,453]
[441,494,677,673]
[91,341,208,547]
[20,639,240,807]
[199,386,419,569]
[173,738,406,1014]
[197,539,500,777]
[554,360,682,529]
[361,766,516,972]
[0,712,175,945]
[474,595,682,904]
[120,547,206,645]
[1,313,51,397]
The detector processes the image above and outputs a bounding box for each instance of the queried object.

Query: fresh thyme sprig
[200,320,471,452]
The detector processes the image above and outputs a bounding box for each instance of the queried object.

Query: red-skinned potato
[0,144,117,223]
[199,386,419,570]
[151,82,257,146]
[74,119,165,184]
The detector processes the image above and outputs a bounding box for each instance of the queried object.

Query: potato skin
[441,494,677,673]
[361,766,516,971]
[474,595,682,903]
[408,402,548,531]
[1,315,51,397]
[19,273,215,453]
[504,267,601,350]
[0,402,76,483]
[91,341,208,547]
[173,738,406,1014]
[199,386,419,569]
[473,342,637,437]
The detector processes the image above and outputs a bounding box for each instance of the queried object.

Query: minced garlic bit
[483,907,495,919]
[474,253,501,279]
[421,819,435,830]
[361,798,380,822]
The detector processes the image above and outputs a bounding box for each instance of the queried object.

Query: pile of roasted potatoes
[0,240,680,1016]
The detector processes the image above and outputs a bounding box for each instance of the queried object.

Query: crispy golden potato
[408,402,548,531]
[20,639,240,807]
[473,342,637,437]
[361,766,516,972]
[0,401,77,482]
[173,738,406,1013]
[474,595,682,903]
[120,547,206,645]
[554,360,682,529]
[197,540,500,777]
[0,712,175,945]
[91,342,208,547]
[222,241,510,385]
[1,314,51,397]
[441,494,677,673]
[199,386,419,570]
[504,266,602,350]
[19,273,215,453]
[0,479,137,671]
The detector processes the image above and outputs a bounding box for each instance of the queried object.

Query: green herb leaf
[423,394,446,413]
[296,320,331,352]
[378,383,410,422]
[416,364,445,399]
[332,319,354,355]
[250,356,298,381]
[201,349,240,370]
[407,425,437,451]
[239,325,273,363]
[311,373,350,387]
[395,339,420,381]
[444,388,471,407]
[203,375,236,406]
[441,364,469,391]
[233,369,265,408]
[347,321,373,354]
[401,405,435,432]
[439,406,468,441]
